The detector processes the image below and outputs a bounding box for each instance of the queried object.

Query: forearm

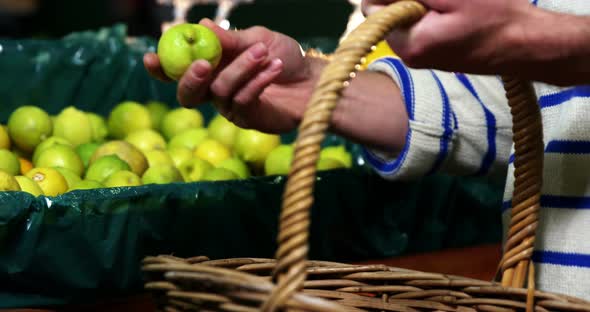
[302,55,409,154]
[503,9,590,86]
[332,70,409,153]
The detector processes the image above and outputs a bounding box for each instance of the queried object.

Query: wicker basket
[142,1,590,311]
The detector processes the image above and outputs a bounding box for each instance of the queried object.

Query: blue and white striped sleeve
[362,57,513,180]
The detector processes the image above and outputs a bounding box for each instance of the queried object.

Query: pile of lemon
[0,101,352,197]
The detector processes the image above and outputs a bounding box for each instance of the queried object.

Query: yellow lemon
[26,167,68,197]
[194,139,231,166]
[0,170,20,191]
[14,175,43,196]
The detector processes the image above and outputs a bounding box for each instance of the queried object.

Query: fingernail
[269,58,283,71]
[250,43,267,61]
[192,62,209,78]
[366,5,383,16]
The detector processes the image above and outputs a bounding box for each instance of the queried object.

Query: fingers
[199,18,275,59]
[361,1,389,16]
[232,58,283,107]
[177,60,214,107]
[143,53,173,82]
[361,0,452,16]
[210,42,269,103]
[177,42,279,112]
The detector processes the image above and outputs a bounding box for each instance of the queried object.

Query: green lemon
[69,180,104,191]
[203,167,238,181]
[167,147,193,168]
[317,158,346,171]
[217,158,250,179]
[53,106,93,146]
[0,125,11,150]
[264,144,293,176]
[53,167,82,189]
[32,136,73,165]
[35,145,84,177]
[167,128,208,151]
[7,106,53,153]
[320,145,352,168]
[76,142,100,168]
[193,139,231,166]
[125,129,167,153]
[85,155,131,183]
[178,158,212,182]
[234,129,280,170]
[103,170,142,188]
[107,101,153,139]
[142,165,183,185]
[144,150,175,168]
[87,113,108,142]
[0,149,21,176]
[145,101,170,130]
[160,107,204,140]
[89,140,148,176]
[207,114,240,148]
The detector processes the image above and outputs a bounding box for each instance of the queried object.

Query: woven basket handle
[261,1,543,311]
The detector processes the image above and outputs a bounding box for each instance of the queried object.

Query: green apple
[207,114,240,148]
[320,145,352,168]
[167,128,209,151]
[264,144,293,176]
[217,158,250,179]
[125,129,167,153]
[167,146,193,168]
[234,129,281,170]
[103,170,142,188]
[85,155,131,182]
[203,167,238,181]
[142,165,183,185]
[178,158,212,182]
[35,145,84,177]
[157,23,222,81]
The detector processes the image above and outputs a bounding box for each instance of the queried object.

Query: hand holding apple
[144,18,318,134]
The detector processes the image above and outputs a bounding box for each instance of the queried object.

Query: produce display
[0,102,352,196]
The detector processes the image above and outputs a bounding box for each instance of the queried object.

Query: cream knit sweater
[364,0,590,299]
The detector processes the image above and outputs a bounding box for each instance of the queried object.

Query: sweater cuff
[362,57,455,180]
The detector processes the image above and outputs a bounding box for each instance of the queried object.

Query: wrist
[502,8,590,85]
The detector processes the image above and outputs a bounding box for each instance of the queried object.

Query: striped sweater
[363,0,590,300]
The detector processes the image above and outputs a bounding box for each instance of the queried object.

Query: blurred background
[0,0,358,45]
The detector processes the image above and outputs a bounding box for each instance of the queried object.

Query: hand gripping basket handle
[263,1,543,311]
